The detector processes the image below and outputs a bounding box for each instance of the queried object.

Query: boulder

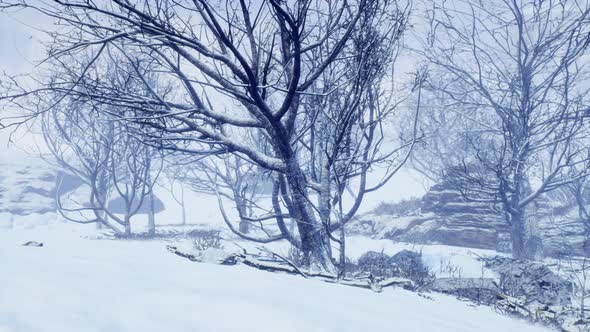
[484,257,572,306]
[389,250,430,285]
[356,251,392,277]
[356,250,430,286]
[430,277,499,304]
[22,241,44,247]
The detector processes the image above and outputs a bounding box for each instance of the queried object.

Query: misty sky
[0,7,430,204]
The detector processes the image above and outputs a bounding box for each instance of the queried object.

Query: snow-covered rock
[484,256,573,306]
[430,277,499,304]
[352,183,589,257]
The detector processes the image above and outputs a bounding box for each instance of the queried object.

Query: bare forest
[1,1,590,331]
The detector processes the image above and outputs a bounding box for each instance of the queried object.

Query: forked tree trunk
[506,158,532,260]
[124,210,131,235]
[284,158,335,272]
[235,194,249,234]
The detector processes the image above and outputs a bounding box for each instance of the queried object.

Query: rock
[496,231,512,253]
[484,256,572,306]
[495,294,582,332]
[389,250,430,285]
[22,241,44,247]
[407,184,508,250]
[430,277,499,304]
[356,251,392,277]
[356,250,431,286]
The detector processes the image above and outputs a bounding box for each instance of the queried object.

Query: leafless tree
[421,0,590,259]
[406,71,490,183]
[40,58,164,236]
[1,0,416,271]
[182,154,273,235]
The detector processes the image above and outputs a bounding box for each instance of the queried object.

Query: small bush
[437,257,463,278]
[190,229,223,251]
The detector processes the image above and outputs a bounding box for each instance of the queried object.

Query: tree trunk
[235,194,249,234]
[338,224,346,279]
[507,158,532,260]
[147,188,155,237]
[238,221,249,233]
[318,158,331,226]
[124,211,131,235]
[284,158,334,272]
[95,190,107,230]
[509,209,527,259]
[180,183,186,226]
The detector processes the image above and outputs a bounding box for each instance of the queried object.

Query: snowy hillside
[0,229,548,332]
[1,0,589,331]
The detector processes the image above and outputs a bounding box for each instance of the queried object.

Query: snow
[0,229,549,332]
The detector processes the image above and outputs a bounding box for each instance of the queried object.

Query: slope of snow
[0,229,549,332]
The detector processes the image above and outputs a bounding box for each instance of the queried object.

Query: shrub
[190,229,223,251]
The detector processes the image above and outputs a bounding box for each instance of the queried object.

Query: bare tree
[40,57,164,236]
[406,71,489,183]
[182,154,273,235]
[1,0,415,271]
[421,0,590,259]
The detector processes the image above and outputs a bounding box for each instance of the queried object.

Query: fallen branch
[257,246,308,278]
[167,245,414,292]
[166,245,199,261]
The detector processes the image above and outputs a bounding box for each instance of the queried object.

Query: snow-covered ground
[0,228,549,332]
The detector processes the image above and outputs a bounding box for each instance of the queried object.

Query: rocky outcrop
[353,183,510,250]
[352,183,588,257]
[410,185,510,250]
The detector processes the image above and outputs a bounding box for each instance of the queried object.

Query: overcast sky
[0,7,52,74]
[0,8,54,155]
[0,6,429,203]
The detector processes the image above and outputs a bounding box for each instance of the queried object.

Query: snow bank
[0,230,548,332]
